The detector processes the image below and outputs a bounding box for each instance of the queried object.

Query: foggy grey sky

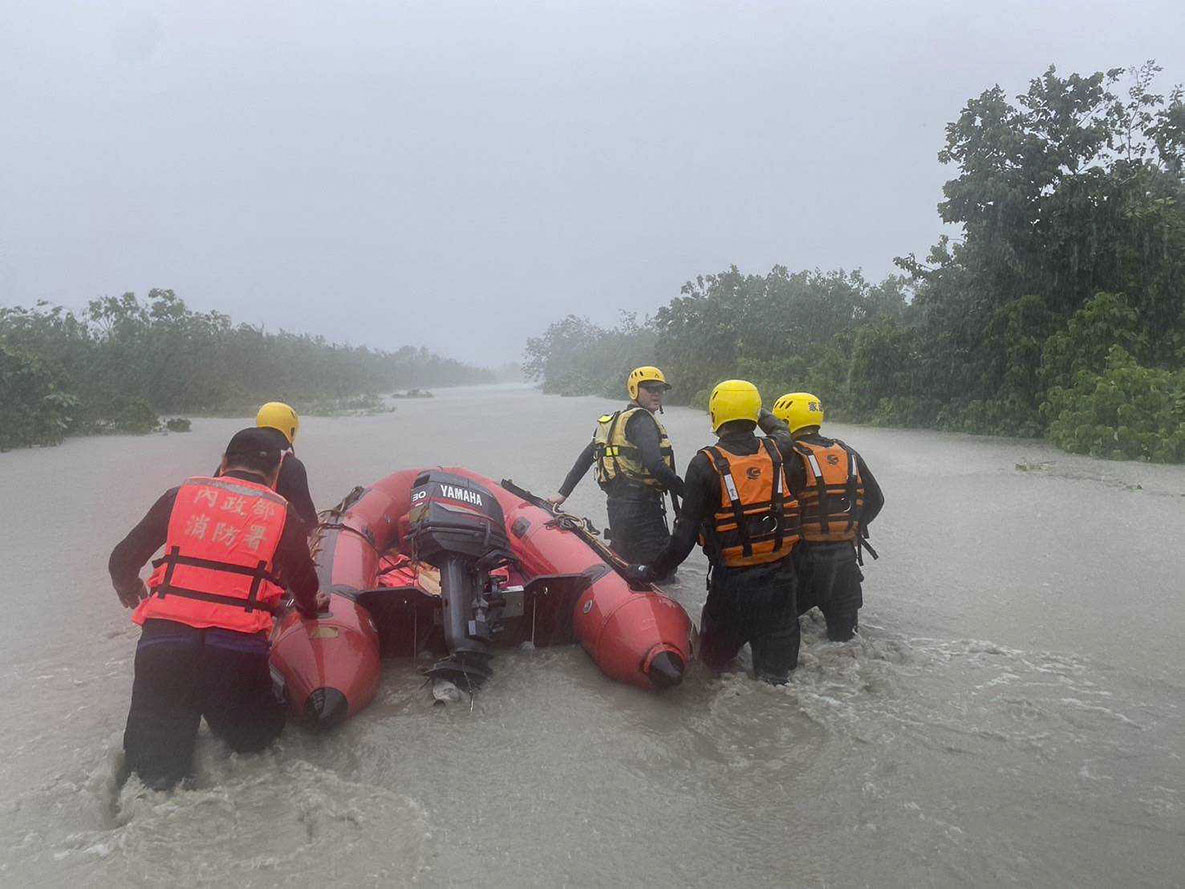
[2,1,1182,365]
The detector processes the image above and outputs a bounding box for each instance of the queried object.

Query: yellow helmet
[707,380,762,432]
[627,366,671,400]
[256,401,300,444]
[772,391,824,434]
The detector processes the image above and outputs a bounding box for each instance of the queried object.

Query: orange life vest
[794,439,864,543]
[136,476,289,634]
[700,438,801,568]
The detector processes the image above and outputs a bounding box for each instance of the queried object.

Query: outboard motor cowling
[407,470,511,565]
[406,471,513,687]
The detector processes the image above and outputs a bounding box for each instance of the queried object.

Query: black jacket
[214,427,318,531]
[558,403,684,499]
[108,469,321,612]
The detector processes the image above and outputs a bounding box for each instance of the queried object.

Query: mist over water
[1,385,1182,887]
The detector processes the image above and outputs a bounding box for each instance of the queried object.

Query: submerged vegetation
[526,63,1185,462]
[0,289,492,450]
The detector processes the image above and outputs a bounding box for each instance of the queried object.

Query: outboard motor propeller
[406,470,514,690]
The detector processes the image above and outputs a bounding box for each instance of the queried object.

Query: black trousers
[699,556,799,684]
[123,619,285,789]
[795,543,864,641]
[605,494,671,565]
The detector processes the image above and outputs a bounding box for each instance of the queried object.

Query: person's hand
[298,591,330,618]
[117,579,149,609]
[757,408,784,434]
[546,493,567,508]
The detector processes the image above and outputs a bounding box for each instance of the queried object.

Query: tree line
[0,289,493,450]
[525,63,1185,462]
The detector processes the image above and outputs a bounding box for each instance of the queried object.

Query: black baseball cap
[224,427,283,466]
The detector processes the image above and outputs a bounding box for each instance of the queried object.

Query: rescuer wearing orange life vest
[770,392,884,641]
[109,428,327,789]
[629,380,804,684]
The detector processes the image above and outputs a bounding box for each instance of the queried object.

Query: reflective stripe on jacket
[592,407,675,491]
[136,476,289,634]
[794,440,864,543]
[699,438,801,568]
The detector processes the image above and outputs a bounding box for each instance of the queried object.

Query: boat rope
[318,521,381,553]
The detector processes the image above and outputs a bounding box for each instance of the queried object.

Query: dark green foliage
[653,267,907,410]
[524,313,658,398]
[0,344,79,450]
[1045,347,1185,461]
[525,62,1185,462]
[0,289,492,449]
[92,395,160,435]
[894,62,1185,448]
[846,321,932,422]
[165,417,192,432]
[1041,291,1148,386]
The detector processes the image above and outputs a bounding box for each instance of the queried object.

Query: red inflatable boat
[269,467,695,728]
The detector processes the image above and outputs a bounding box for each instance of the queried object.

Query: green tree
[517,62,1185,462]
[0,290,494,449]
[0,345,78,450]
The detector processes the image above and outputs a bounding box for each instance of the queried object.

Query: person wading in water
[549,366,684,575]
[628,380,804,684]
[769,391,884,641]
[109,428,327,789]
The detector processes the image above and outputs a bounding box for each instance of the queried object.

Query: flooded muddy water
[1,384,1182,887]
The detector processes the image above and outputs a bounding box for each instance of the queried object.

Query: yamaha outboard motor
[406,470,513,689]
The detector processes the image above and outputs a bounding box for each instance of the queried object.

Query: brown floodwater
[1,384,1182,887]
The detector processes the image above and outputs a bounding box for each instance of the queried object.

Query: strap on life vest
[604,410,626,482]
[703,447,753,559]
[844,446,860,534]
[797,441,860,534]
[799,446,830,532]
[858,530,879,564]
[761,437,787,554]
[151,547,282,614]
